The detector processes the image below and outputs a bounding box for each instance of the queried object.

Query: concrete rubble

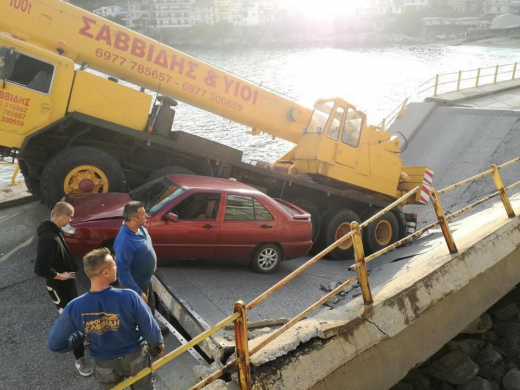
[393,289,520,390]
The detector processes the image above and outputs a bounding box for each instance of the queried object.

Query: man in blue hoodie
[48,247,164,389]
[114,201,169,335]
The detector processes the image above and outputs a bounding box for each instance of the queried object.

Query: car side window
[225,195,273,221]
[253,198,273,221]
[172,193,220,220]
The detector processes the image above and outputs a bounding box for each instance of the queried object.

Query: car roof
[167,174,263,194]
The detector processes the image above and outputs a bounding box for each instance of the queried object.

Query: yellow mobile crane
[0,0,431,259]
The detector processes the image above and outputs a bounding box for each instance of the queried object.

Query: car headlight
[62,223,76,235]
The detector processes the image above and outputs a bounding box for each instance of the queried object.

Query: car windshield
[129,177,186,215]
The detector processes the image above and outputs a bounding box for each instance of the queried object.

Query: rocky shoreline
[392,285,520,390]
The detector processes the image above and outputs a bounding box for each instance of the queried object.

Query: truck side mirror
[162,212,178,223]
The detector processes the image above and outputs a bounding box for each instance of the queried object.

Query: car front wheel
[250,244,282,274]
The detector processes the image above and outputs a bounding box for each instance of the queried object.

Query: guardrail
[378,61,520,131]
[0,162,19,186]
[426,62,519,97]
[114,156,520,390]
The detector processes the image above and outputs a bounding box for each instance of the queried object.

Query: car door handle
[203,224,217,229]
[260,224,273,229]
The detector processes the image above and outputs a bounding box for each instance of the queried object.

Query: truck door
[334,108,363,168]
[0,47,56,145]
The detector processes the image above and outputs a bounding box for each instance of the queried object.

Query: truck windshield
[129,177,186,215]
[306,102,334,133]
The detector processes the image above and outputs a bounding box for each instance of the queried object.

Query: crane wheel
[145,166,194,183]
[362,209,399,255]
[40,146,125,208]
[321,209,361,261]
[22,174,41,199]
[287,198,321,242]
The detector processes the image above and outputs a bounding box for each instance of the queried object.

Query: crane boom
[1,0,311,144]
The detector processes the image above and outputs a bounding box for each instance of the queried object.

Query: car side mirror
[162,212,178,223]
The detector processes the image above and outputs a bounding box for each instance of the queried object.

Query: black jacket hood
[37,220,61,237]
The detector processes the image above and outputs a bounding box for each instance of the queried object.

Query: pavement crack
[365,319,389,338]
[0,276,38,292]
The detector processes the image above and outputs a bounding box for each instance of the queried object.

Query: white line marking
[0,236,34,264]
[0,212,20,225]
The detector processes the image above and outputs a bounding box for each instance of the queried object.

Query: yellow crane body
[0,0,311,147]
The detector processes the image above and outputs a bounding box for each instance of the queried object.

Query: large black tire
[40,146,125,208]
[321,209,361,261]
[250,243,282,274]
[22,174,41,200]
[287,198,321,242]
[362,209,399,255]
[145,165,194,183]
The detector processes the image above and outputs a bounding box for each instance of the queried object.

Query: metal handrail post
[513,63,517,80]
[233,301,252,390]
[429,189,458,254]
[396,98,408,120]
[475,68,481,87]
[351,221,373,304]
[10,164,19,186]
[494,65,499,83]
[434,74,439,96]
[456,71,462,91]
[490,164,515,218]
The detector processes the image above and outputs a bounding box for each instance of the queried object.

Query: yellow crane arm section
[1,0,312,144]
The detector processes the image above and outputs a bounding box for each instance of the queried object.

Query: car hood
[65,193,131,223]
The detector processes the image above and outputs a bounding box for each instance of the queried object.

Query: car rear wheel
[250,244,282,274]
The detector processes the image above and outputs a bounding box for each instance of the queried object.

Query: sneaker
[75,356,94,377]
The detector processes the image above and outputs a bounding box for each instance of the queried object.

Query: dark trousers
[46,279,85,360]
[94,346,153,390]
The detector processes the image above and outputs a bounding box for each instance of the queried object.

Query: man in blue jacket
[114,201,169,335]
[48,247,164,389]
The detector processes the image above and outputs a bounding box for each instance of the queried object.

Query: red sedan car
[64,174,313,273]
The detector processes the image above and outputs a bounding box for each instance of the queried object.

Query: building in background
[93,5,122,17]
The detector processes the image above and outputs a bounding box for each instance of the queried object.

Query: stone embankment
[393,286,520,390]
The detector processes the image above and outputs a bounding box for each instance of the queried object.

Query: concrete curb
[0,194,36,210]
[0,181,36,209]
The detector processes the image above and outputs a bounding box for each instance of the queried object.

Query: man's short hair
[52,202,73,218]
[123,201,145,222]
[84,248,112,278]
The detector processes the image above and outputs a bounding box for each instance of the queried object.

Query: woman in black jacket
[34,201,93,377]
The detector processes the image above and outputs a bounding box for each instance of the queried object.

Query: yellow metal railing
[0,162,20,186]
[424,62,520,97]
[379,62,520,131]
[116,157,520,390]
